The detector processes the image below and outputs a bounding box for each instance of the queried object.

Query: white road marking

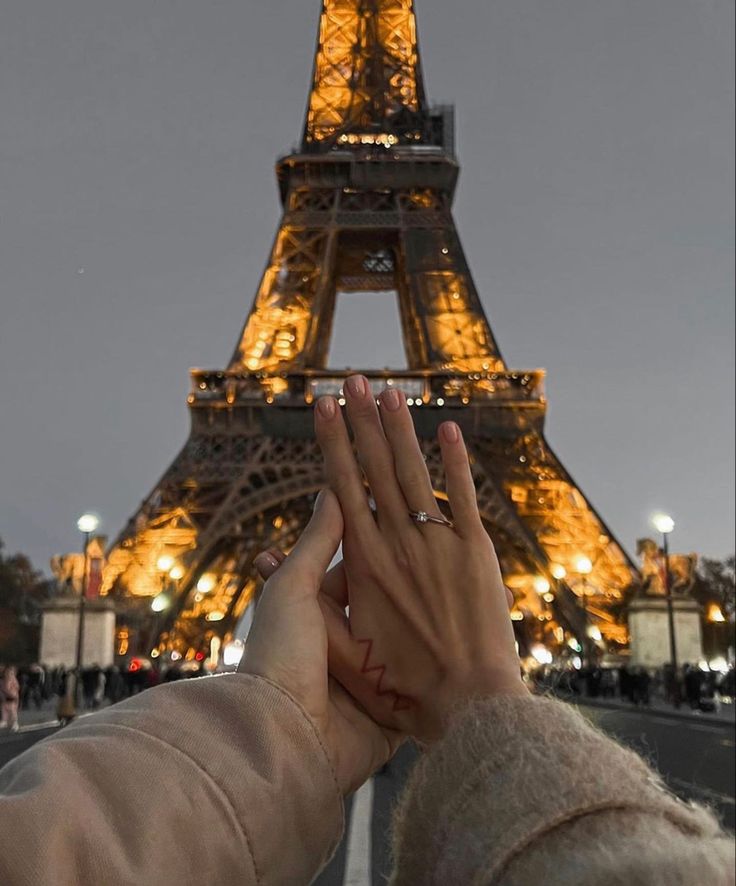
[685,723,727,734]
[344,779,373,886]
[14,721,59,734]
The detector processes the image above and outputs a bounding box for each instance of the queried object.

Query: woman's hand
[238,489,402,795]
[314,376,527,743]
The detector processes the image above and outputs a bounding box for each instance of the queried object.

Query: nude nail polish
[442,422,460,443]
[318,397,336,418]
[347,375,367,398]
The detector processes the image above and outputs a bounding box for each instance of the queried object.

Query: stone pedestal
[628,597,703,668]
[39,598,116,668]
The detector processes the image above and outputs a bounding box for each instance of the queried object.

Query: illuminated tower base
[102,0,637,661]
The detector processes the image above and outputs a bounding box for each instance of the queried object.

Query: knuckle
[350,398,378,420]
[445,448,469,470]
[331,471,355,496]
[318,422,344,444]
[397,467,430,499]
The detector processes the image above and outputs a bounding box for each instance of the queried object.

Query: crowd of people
[0,660,211,730]
[532,661,736,711]
[3,656,733,735]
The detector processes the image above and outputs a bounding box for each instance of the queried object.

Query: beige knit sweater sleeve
[390,695,735,886]
[0,674,344,886]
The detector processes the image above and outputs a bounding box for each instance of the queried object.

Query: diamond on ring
[409,510,454,529]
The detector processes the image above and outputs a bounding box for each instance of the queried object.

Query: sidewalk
[565,693,736,726]
[10,701,59,732]
[4,699,111,735]
[7,692,735,740]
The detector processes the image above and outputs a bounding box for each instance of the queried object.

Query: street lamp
[151,594,171,614]
[575,556,593,671]
[74,513,99,712]
[156,555,175,574]
[651,512,679,707]
[151,556,177,631]
[197,574,216,594]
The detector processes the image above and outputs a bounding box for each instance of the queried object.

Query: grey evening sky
[0,0,733,573]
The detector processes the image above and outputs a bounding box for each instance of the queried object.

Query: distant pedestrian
[684,664,702,710]
[81,665,105,709]
[93,667,106,709]
[0,666,20,732]
[619,664,633,702]
[632,667,651,706]
[104,665,125,703]
[26,664,45,709]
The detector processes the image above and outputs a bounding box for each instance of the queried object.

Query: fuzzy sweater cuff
[390,694,724,885]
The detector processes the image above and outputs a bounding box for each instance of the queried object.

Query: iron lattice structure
[103,0,637,661]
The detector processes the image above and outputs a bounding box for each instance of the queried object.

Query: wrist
[424,675,529,743]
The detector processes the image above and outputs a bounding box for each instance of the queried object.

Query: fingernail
[346,375,368,398]
[317,397,336,418]
[314,489,326,512]
[442,422,460,443]
[259,552,280,570]
[381,389,401,411]
[255,552,280,578]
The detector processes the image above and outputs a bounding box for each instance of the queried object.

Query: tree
[692,556,735,659]
[0,538,53,664]
[692,556,736,617]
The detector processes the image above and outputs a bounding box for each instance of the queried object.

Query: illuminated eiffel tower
[103,0,637,661]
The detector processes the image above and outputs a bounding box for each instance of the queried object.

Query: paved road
[1,704,733,886]
[0,724,59,771]
[579,704,735,831]
[320,703,736,885]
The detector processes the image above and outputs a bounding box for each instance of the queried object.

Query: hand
[238,489,402,795]
[314,376,527,743]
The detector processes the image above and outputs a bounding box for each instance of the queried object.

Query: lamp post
[151,555,175,620]
[652,513,679,707]
[74,513,99,711]
[575,557,594,671]
[156,555,175,602]
[150,557,181,658]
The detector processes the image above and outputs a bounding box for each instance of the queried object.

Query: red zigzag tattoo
[356,637,413,712]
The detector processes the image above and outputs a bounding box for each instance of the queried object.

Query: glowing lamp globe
[77,514,99,534]
[530,645,553,666]
[197,575,217,594]
[575,556,593,576]
[157,555,175,573]
[551,564,567,581]
[652,513,675,535]
[223,641,244,668]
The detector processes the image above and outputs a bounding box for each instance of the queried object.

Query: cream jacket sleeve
[2,679,733,886]
[391,695,735,886]
[0,674,344,886]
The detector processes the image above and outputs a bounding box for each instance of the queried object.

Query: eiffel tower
[103,0,637,662]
